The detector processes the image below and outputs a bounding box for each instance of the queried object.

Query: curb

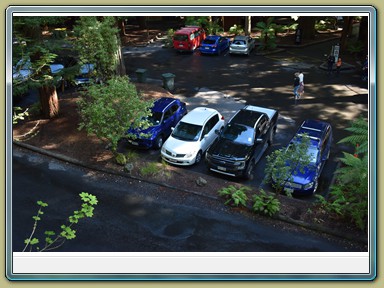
[13,140,367,245]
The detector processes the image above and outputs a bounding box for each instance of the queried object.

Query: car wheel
[244,161,254,180]
[268,127,276,146]
[195,150,203,164]
[154,135,163,150]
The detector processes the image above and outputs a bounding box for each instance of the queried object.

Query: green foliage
[338,117,368,156]
[23,192,98,252]
[264,134,313,194]
[77,76,153,152]
[254,17,281,51]
[115,153,127,165]
[165,28,175,47]
[139,162,159,176]
[229,24,244,35]
[73,16,119,82]
[252,189,281,217]
[346,40,365,56]
[13,107,30,124]
[218,185,250,207]
[315,118,369,231]
[184,16,208,27]
[205,19,224,35]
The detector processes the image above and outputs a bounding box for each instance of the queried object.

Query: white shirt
[298,73,304,84]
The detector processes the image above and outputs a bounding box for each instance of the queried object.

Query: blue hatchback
[127,97,187,149]
[277,119,333,196]
[199,35,230,55]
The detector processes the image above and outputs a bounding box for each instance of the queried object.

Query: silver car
[229,35,256,56]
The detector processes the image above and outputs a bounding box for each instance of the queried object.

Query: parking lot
[122,38,368,199]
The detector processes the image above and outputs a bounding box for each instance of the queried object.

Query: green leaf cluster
[218,185,250,207]
[264,133,313,195]
[77,76,153,152]
[23,192,98,252]
[252,189,281,217]
[254,17,282,51]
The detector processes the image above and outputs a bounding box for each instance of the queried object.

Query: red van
[172,26,206,52]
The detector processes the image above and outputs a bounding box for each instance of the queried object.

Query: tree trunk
[245,16,252,35]
[298,17,316,40]
[340,16,354,52]
[358,16,368,53]
[39,86,59,119]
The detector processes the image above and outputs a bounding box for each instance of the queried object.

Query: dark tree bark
[39,86,59,119]
[340,16,354,52]
[358,16,369,53]
[297,17,316,40]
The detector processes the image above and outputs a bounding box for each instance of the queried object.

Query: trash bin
[135,68,147,83]
[161,73,175,91]
[294,28,302,45]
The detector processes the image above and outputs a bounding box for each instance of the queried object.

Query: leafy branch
[23,192,98,252]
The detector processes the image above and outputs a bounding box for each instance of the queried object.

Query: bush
[252,189,280,217]
[218,185,250,207]
[115,153,127,165]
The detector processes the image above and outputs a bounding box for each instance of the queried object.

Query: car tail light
[221,115,225,120]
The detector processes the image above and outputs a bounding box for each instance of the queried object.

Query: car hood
[127,125,158,140]
[289,165,317,185]
[209,138,252,160]
[163,136,200,154]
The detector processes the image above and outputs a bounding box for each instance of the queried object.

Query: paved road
[12,146,364,252]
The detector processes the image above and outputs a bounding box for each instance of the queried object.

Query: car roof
[175,26,201,34]
[180,107,218,125]
[295,119,332,148]
[152,97,177,113]
[230,109,264,127]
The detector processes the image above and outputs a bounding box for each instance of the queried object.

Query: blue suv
[127,97,187,149]
[277,119,333,195]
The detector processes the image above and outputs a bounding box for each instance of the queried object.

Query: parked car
[173,26,206,52]
[205,105,278,179]
[126,97,187,149]
[229,35,256,56]
[12,58,64,82]
[199,35,230,55]
[275,119,333,196]
[74,63,95,86]
[161,107,225,166]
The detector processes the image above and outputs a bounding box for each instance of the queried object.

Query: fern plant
[252,189,280,217]
[337,117,368,156]
[218,185,250,207]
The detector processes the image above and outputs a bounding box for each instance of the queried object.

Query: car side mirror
[215,129,221,135]
[171,127,175,131]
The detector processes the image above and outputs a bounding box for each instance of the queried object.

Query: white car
[229,35,256,56]
[161,107,225,166]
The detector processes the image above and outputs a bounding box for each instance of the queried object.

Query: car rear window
[174,34,188,41]
[203,39,216,45]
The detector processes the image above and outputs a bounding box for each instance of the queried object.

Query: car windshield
[147,112,163,126]
[233,40,245,45]
[202,39,216,45]
[174,34,188,41]
[306,147,319,164]
[221,123,254,145]
[172,122,202,141]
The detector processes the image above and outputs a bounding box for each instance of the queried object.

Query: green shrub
[139,162,159,177]
[252,189,280,217]
[115,153,127,165]
[218,185,250,207]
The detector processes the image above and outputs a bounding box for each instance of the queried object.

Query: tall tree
[297,17,316,40]
[13,16,68,118]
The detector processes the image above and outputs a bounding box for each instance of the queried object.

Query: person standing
[336,58,342,75]
[293,72,300,99]
[327,54,335,75]
[297,71,304,98]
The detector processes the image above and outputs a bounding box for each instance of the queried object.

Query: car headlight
[185,150,197,158]
[304,182,314,190]
[234,161,246,169]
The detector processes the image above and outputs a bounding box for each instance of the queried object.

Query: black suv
[205,105,278,179]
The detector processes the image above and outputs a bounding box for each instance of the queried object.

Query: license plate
[179,44,184,47]
[205,47,209,50]
[129,141,138,146]
[217,166,226,171]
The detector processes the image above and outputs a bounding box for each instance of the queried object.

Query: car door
[253,115,269,162]
[162,108,175,137]
[200,114,219,152]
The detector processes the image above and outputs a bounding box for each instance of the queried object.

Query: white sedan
[161,107,225,166]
